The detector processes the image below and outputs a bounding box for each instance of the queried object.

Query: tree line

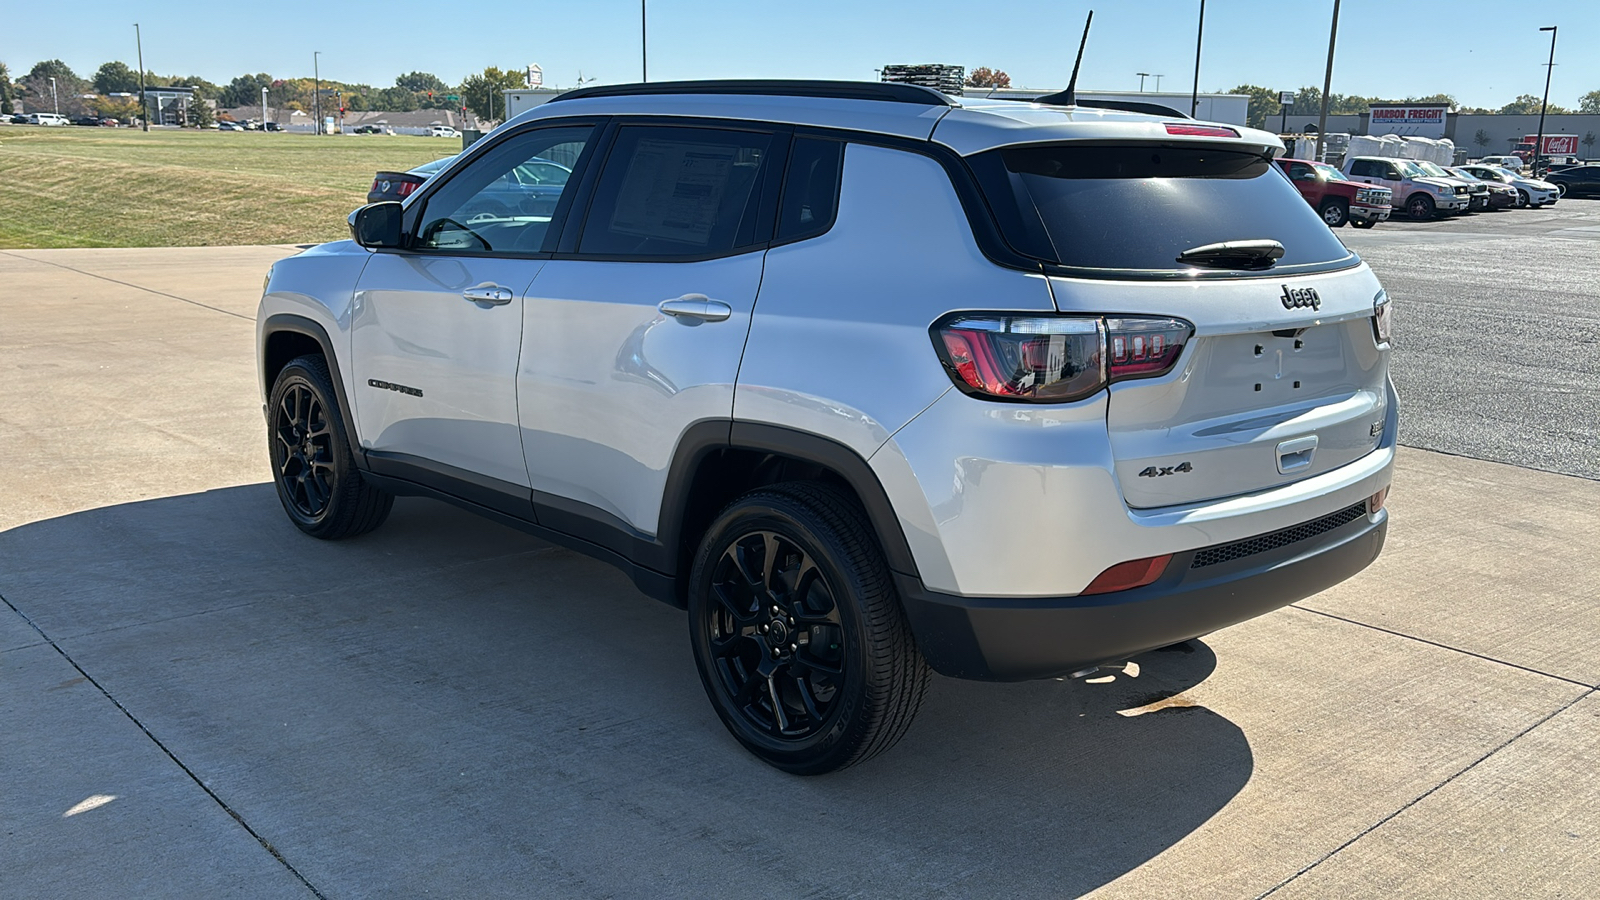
[0,59,532,125]
[1231,83,1600,130]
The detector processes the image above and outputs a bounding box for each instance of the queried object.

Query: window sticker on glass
[608,139,738,246]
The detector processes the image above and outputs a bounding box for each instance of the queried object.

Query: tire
[1351,219,1377,229]
[267,355,393,539]
[1516,189,1530,208]
[1406,193,1436,220]
[1556,183,1569,198]
[687,482,930,775]
[1319,200,1348,227]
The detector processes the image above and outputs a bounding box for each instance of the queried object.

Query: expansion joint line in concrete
[0,250,254,321]
[1254,685,1596,899]
[0,589,329,900]
[1289,604,1594,689]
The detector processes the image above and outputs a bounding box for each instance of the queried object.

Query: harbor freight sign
[1368,104,1448,138]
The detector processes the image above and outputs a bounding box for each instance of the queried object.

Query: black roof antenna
[1035,10,1094,106]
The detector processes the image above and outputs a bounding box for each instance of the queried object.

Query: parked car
[1477,155,1523,173]
[263,122,284,132]
[1343,156,1470,219]
[1445,167,1515,210]
[1457,164,1560,207]
[24,113,70,126]
[366,154,458,203]
[1545,164,1600,198]
[72,115,106,126]
[352,124,386,135]
[262,81,1394,774]
[1274,157,1392,228]
[7,114,29,124]
[428,125,461,138]
[218,120,246,131]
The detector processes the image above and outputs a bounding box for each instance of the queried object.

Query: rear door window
[577,125,776,258]
[970,143,1354,276]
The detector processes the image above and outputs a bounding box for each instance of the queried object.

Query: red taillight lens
[370,178,382,192]
[1369,487,1389,514]
[1106,317,1191,380]
[396,180,420,198]
[934,315,1192,403]
[1164,123,1239,138]
[1082,554,1173,595]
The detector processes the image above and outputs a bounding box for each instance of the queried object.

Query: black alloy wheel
[688,484,929,775]
[267,355,393,539]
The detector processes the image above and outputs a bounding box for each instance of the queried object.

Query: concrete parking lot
[2,207,1597,898]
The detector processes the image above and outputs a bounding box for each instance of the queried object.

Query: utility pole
[262,86,268,130]
[1191,0,1205,115]
[1535,25,1557,175]
[313,51,321,135]
[1137,72,1150,92]
[641,0,648,82]
[134,23,147,131]
[50,77,58,115]
[1314,0,1342,164]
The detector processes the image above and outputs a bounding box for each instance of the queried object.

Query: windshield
[1314,163,1349,181]
[1447,169,1478,181]
[970,143,1354,275]
[1416,162,1453,178]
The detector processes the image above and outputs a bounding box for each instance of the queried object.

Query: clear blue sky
[6,0,1596,108]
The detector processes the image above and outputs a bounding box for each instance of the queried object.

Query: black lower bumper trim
[897,512,1387,681]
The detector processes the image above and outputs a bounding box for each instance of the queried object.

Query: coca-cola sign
[1368,105,1448,138]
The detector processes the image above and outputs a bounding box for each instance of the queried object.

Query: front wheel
[1406,193,1436,220]
[1319,200,1348,227]
[688,483,930,775]
[268,355,393,539]
[1516,189,1530,208]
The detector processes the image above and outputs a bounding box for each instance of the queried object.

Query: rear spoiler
[1029,95,1193,119]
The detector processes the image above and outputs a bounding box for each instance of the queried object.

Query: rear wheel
[1556,183,1569,198]
[268,355,393,539]
[688,483,930,775]
[1406,193,1436,220]
[1319,200,1348,227]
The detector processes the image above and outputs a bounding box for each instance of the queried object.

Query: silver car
[257,81,1396,773]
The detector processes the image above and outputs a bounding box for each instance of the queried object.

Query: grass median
[0,126,458,248]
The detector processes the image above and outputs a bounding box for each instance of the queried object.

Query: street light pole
[50,77,58,115]
[1190,0,1205,115]
[1314,0,1342,164]
[1535,25,1557,175]
[262,86,268,130]
[641,0,648,82]
[1137,72,1150,92]
[1154,74,1164,92]
[134,23,147,131]
[313,51,321,135]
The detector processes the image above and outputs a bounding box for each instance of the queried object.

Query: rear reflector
[1369,488,1389,514]
[1081,554,1173,595]
[1164,123,1239,138]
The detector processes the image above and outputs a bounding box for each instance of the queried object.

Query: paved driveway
[2,246,1596,899]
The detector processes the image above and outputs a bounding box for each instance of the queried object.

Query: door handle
[659,295,732,322]
[462,283,514,305]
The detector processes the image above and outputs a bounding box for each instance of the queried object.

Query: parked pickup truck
[1342,156,1470,220]
[1275,157,1392,228]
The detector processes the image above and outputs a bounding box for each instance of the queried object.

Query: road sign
[527,64,543,87]
[1279,91,1295,105]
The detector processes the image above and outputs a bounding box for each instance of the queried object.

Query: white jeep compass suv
[256,80,1396,774]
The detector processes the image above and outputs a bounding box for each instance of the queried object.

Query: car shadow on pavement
[2,484,1252,899]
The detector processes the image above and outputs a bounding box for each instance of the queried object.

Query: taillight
[370,178,382,193]
[396,180,420,198]
[1164,123,1239,138]
[1372,290,1392,345]
[933,314,1193,403]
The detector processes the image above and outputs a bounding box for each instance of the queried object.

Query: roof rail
[1029,95,1193,119]
[545,79,957,108]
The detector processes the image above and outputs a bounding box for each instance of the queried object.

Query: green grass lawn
[0,126,460,248]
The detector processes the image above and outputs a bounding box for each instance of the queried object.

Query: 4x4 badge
[1138,462,1193,477]
[1281,285,1322,311]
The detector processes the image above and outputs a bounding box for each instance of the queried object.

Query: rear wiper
[1177,239,1285,271]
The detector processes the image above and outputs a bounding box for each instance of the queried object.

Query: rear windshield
[970,143,1355,276]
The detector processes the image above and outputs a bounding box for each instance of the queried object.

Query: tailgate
[1050,267,1391,509]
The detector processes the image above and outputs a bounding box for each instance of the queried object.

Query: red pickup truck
[1274,157,1392,228]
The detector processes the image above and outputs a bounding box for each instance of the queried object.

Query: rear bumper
[898,508,1387,681]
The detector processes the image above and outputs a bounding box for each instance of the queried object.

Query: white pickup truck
[1342,156,1470,220]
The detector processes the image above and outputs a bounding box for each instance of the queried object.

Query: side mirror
[348,202,404,249]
